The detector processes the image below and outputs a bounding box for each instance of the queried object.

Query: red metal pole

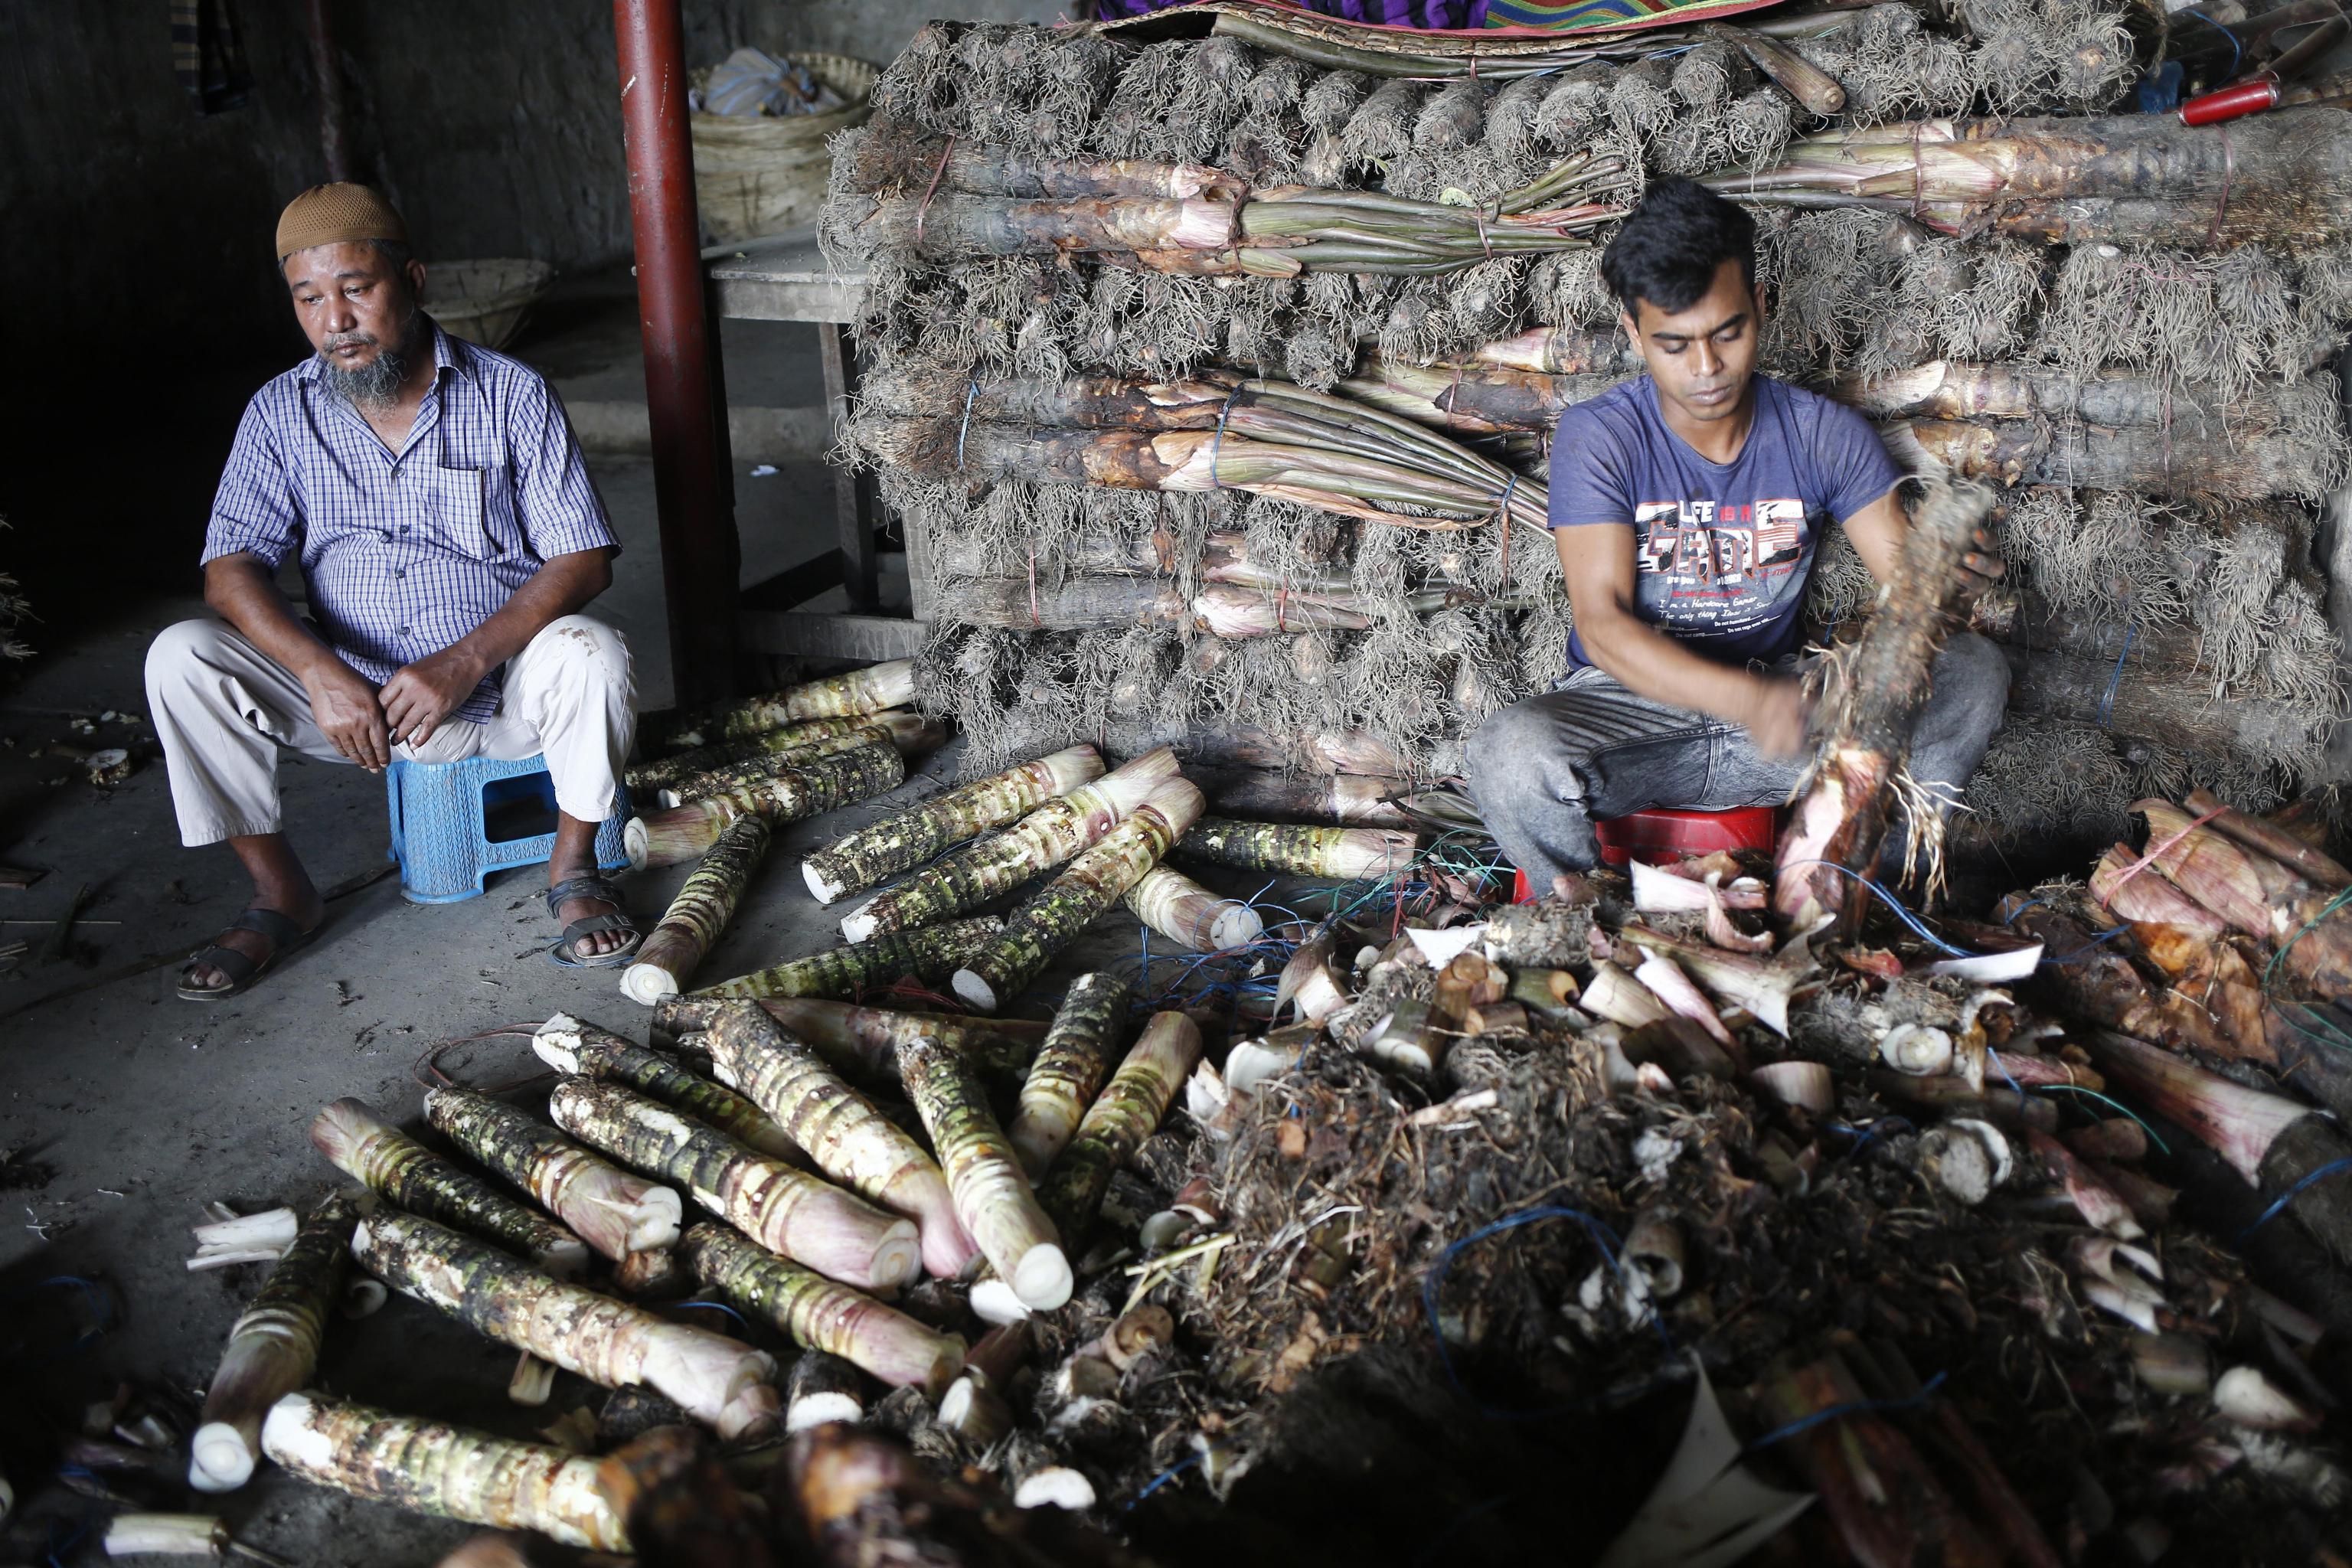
[303,0,352,182]
[614,0,740,709]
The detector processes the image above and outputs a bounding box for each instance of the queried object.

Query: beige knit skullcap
[276,182,409,260]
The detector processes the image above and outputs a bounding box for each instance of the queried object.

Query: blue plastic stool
[385,753,631,904]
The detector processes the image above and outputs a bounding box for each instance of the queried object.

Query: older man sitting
[147,182,639,998]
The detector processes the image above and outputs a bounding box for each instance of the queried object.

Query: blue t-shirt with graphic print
[1548,374,1902,670]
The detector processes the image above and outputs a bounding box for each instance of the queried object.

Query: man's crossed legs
[145,614,637,995]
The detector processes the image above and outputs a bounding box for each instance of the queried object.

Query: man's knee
[1465,701,1559,807]
[144,619,237,705]
[532,616,634,694]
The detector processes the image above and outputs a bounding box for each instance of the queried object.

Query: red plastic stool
[1511,805,1782,902]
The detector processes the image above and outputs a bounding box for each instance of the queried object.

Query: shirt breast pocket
[430,466,492,557]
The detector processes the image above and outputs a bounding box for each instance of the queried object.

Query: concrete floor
[0,297,939,1563]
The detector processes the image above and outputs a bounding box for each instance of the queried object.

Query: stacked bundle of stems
[1707,107,2352,245]
[1184,1,1850,109]
[838,120,1631,276]
[1334,354,2334,501]
[864,373,1550,544]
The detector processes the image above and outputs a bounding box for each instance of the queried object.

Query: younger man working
[1465,178,2010,886]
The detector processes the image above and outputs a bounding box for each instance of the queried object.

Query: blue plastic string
[2180,10,2243,82]
[1423,1205,1674,1421]
[955,378,979,471]
[1208,380,1252,489]
[1123,1447,1219,1511]
[1828,1115,1914,1158]
[2237,1155,2352,1245]
[2096,625,2137,730]
[671,1298,751,1331]
[1741,1370,1948,1454]
[1779,859,1980,957]
[2043,925,2132,965]
[2030,1085,2170,1155]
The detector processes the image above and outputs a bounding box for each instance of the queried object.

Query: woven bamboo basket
[691,51,877,243]
[427,259,558,351]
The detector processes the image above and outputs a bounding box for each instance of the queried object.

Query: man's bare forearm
[204,554,347,683]
[1579,608,1775,721]
[436,549,615,680]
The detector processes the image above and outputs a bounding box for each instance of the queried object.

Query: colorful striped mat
[1484,0,1782,31]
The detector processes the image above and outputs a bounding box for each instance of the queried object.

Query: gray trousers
[1463,633,2011,886]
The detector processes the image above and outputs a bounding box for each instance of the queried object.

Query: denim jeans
[1462,632,2011,887]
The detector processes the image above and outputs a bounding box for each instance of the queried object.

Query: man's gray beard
[318,310,423,411]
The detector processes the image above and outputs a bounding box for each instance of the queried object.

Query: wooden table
[705,233,929,662]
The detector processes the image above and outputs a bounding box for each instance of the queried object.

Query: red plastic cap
[2179,78,2280,126]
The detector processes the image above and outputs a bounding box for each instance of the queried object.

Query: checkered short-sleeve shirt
[202,323,619,723]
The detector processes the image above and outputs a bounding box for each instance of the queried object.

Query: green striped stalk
[699,1001,977,1279]
[802,745,1106,905]
[626,742,906,871]
[952,777,1205,1014]
[1178,818,1421,881]
[421,1088,682,1263]
[532,1013,801,1165]
[626,711,916,793]
[1008,972,1131,1179]
[307,1099,589,1279]
[656,715,942,807]
[897,1032,1070,1311]
[352,1210,779,1439]
[547,1076,920,1293]
[189,1196,356,1493]
[622,815,772,1005]
[262,1392,629,1550]
[839,746,1184,943]
[1037,1012,1206,1246]
[1125,864,1265,952]
[697,916,1004,1001]
[679,1223,966,1396]
[652,660,916,750]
